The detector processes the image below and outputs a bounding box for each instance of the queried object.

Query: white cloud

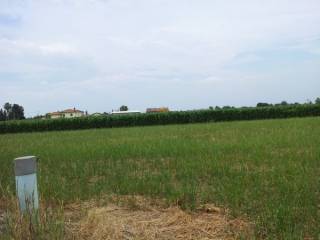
[0,0,320,116]
[0,38,77,56]
[39,43,76,55]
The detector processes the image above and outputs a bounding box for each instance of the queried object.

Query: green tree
[257,102,270,107]
[120,105,128,111]
[4,102,11,120]
[315,98,320,105]
[2,103,25,120]
[11,104,25,120]
[222,106,234,109]
[0,109,5,121]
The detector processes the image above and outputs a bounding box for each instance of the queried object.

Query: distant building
[146,107,169,113]
[47,108,85,119]
[111,110,141,115]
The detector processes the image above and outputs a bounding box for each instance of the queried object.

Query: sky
[0,0,320,116]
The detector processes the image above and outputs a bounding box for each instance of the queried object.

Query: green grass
[0,117,319,239]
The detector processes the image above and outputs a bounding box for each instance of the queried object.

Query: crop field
[0,117,319,239]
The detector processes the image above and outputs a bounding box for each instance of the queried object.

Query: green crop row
[1,104,320,134]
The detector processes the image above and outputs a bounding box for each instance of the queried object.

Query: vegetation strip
[0,117,319,239]
[1,104,320,134]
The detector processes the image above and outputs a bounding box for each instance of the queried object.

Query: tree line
[209,97,320,110]
[1,97,319,122]
[1,103,320,134]
[255,98,320,107]
[0,103,25,121]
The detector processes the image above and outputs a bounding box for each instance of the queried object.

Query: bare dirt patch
[65,195,254,240]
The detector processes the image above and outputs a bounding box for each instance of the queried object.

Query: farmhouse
[47,108,85,119]
[146,107,169,113]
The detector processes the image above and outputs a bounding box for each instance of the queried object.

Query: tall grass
[0,188,65,240]
[0,117,319,239]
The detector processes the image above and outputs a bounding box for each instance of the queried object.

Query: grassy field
[0,117,319,239]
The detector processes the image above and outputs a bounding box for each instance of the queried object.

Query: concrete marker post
[14,156,39,213]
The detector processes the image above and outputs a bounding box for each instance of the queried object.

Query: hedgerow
[0,104,320,134]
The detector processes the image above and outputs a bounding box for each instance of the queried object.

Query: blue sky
[0,0,320,116]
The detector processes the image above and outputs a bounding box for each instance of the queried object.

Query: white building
[111,110,141,115]
[47,108,85,119]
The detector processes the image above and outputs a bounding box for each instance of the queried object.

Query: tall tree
[1,103,25,120]
[315,97,320,105]
[0,109,5,121]
[120,105,128,111]
[3,102,11,120]
[11,104,25,120]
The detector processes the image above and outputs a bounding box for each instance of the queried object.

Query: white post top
[14,156,37,176]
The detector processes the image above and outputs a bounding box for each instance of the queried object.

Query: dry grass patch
[65,195,254,240]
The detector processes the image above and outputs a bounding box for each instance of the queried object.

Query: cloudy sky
[1,0,320,116]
